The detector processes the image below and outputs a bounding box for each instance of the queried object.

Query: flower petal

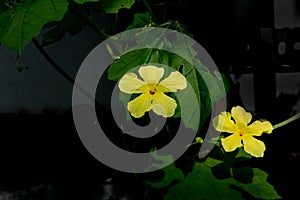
[127,93,153,118]
[231,106,252,128]
[242,136,266,157]
[246,120,273,136]
[118,73,146,94]
[152,93,177,117]
[138,65,164,84]
[213,112,239,134]
[221,134,243,152]
[159,71,187,92]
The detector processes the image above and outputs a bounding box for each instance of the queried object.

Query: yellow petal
[138,65,164,84]
[221,134,243,152]
[152,93,177,117]
[242,136,266,157]
[118,73,146,94]
[231,106,252,128]
[246,120,273,136]
[159,71,187,92]
[127,93,153,118]
[213,112,239,133]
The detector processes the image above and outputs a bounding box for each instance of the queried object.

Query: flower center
[149,87,156,95]
[239,130,245,136]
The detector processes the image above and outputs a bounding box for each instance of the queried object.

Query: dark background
[0,0,299,199]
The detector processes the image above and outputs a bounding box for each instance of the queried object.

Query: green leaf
[42,23,66,46]
[210,147,254,182]
[106,28,228,130]
[204,157,223,167]
[225,168,282,199]
[74,0,135,13]
[100,0,135,13]
[107,48,152,81]
[232,166,254,184]
[144,150,184,189]
[172,81,201,130]
[164,158,243,200]
[146,164,184,189]
[0,0,68,53]
[74,0,99,4]
[132,28,227,123]
[235,147,252,159]
[211,159,233,180]
[108,49,201,131]
[145,149,174,171]
[42,11,84,46]
[126,12,154,30]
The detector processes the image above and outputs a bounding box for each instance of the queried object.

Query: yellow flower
[213,106,273,157]
[118,65,187,118]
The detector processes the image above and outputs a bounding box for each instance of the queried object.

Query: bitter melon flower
[213,106,273,157]
[118,65,187,118]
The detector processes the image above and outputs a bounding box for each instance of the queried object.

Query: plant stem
[31,37,101,108]
[142,0,157,21]
[273,113,300,129]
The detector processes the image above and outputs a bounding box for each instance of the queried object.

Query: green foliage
[107,49,151,81]
[0,0,136,52]
[209,148,252,180]
[145,149,174,171]
[0,1,8,13]
[0,0,68,52]
[146,163,184,188]
[144,150,184,188]
[98,0,135,13]
[164,158,243,200]
[75,0,135,13]
[235,146,252,158]
[126,12,154,29]
[148,157,281,200]
[42,11,84,46]
[107,26,229,130]
[224,168,282,199]
[107,48,205,131]
[146,144,281,199]
[74,0,99,4]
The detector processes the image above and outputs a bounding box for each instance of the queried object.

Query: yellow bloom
[213,106,273,157]
[118,65,187,118]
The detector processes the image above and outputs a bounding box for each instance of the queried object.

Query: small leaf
[126,12,153,30]
[235,147,252,159]
[195,137,203,144]
[99,0,135,13]
[0,0,68,53]
[204,157,223,167]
